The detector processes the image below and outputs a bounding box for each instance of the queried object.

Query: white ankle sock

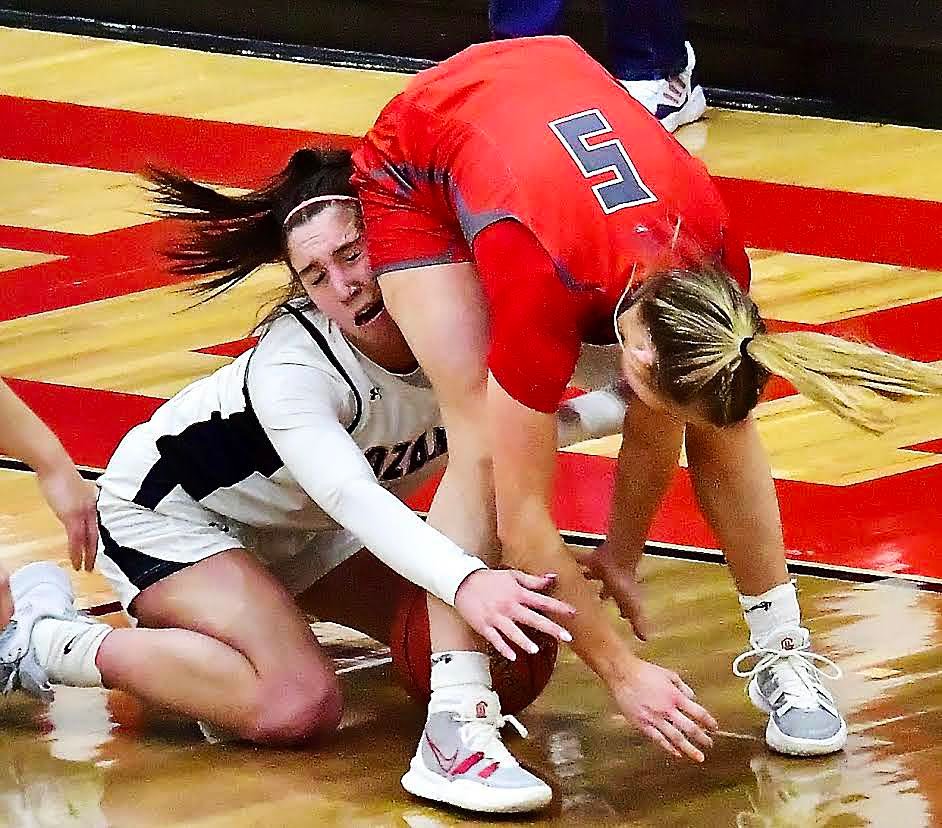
[740,581,801,647]
[430,650,491,692]
[556,385,627,446]
[31,618,111,687]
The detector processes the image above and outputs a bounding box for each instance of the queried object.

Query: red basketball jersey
[353,36,749,410]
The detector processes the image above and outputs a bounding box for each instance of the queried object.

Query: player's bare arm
[487,372,717,762]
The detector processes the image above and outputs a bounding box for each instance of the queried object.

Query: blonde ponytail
[746,331,942,433]
[637,267,942,431]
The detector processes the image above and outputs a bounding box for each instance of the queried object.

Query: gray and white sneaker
[0,562,79,701]
[733,626,847,756]
[401,688,552,813]
[620,41,707,133]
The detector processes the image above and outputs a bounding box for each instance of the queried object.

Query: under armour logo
[475,701,488,718]
[745,601,772,614]
[369,387,382,400]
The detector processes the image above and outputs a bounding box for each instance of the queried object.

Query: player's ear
[629,340,655,369]
[617,305,656,375]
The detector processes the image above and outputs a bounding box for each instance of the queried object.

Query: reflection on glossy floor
[0,557,939,827]
[1,22,941,828]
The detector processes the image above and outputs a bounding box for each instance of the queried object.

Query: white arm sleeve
[249,358,484,607]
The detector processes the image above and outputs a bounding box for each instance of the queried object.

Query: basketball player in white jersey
[0,149,628,814]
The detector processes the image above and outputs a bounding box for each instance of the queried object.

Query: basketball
[389,583,559,715]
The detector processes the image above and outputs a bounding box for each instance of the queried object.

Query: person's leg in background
[605,0,706,132]
[489,0,566,38]
[604,0,686,80]
[490,0,705,133]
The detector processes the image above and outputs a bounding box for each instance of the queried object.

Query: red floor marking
[11,373,940,583]
[717,177,942,272]
[196,338,257,357]
[0,222,187,321]
[906,438,942,453]
[547,454,942,581]
[759,375,796,402]
[5,378,163,470]
[756,296,942,403]
[407,453,942,580]
[0,226,90,256]
[4,94,942,582]
[768,297,942,362]
[0,95,356,187]
[2,96,941,272]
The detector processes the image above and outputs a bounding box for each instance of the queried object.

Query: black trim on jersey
[97,513,192,592]
[281,304,363,433]
[131,391,284,509]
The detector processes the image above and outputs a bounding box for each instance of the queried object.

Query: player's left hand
[37,466,98,571]
[575,542,649,641]
[454,569,576,661]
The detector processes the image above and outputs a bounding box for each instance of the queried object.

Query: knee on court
[246,672,344,745]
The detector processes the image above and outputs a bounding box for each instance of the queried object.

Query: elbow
[315,475,374,519]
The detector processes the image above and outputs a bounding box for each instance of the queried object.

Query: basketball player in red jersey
[353,35,942,799]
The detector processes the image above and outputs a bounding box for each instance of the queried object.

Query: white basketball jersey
[98,304,446,531]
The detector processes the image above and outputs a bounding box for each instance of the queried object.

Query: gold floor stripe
[3,27,941,201]
[0,27,407,138]
[0,247,63,272]
[749,250,942,324]
[566,380,942,487]
[0,159,157,234]
[0,262,285,396]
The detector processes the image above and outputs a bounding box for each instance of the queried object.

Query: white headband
[282,195,357,228]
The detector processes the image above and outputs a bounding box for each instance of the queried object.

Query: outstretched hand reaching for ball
[454,569,575,661]
[613,659,717,763]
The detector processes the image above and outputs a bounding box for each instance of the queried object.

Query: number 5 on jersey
[549,109,657,214]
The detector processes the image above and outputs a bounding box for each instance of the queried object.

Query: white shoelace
[457,712,528,766]
[733,645,842,716]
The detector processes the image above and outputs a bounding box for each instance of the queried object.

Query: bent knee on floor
[244,673,344,746]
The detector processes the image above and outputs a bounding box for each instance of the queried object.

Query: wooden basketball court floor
[1,24,941,826]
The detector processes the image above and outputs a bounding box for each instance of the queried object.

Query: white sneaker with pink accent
[401,688,552,813]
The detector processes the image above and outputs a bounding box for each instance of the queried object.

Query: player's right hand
[454,569,576,661]
[611,659,717,763]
